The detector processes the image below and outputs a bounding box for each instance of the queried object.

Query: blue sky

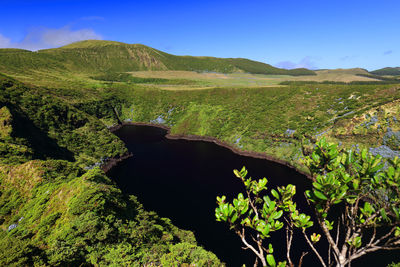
[0,0,399,70]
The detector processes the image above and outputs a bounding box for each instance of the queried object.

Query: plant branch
[236,228,267,266]
[302,228,327,267]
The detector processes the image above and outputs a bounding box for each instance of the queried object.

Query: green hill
[370,67,400,76]
[0,40,315,76]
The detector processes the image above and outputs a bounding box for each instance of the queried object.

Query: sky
[0,0,399,71]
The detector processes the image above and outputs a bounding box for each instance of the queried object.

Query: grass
[124,70,380,90]
[115,83,400,171]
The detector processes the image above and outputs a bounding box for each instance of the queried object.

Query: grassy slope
[0,74,222,266]
[116,83,400,172]
[126,69,380,90]
[370,67,400,76]
[0,40,315,77]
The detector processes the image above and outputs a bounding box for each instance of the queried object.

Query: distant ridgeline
[370,67,400,76]
[0,74,222,266]
[0,40,315,76]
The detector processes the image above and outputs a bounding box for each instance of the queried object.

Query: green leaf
[312,182,324,192]
[266,254,276,267]
[352,179,360,190]
[271,189,279,200]
[395,227,400,237]
[313,189,328,200]
[275,220,283,230]
[262,223,271,237]
[233,169,241,178]
[353,236,362,248]
[361,149,367,160]
[305,190,313,200]
[273,210,283,220]
[240,166,248,178]
[216,195,226,204]
[311,233,321,243]
[312,152,320,162]
[380,208,389,222]
[268,243,274,254]
[392,207,400,219]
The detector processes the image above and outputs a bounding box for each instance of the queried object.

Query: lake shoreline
[101,151,133,173]
[106,122,311,179]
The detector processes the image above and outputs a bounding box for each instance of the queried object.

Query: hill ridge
[371,67,400,76]
[0,39,316,76]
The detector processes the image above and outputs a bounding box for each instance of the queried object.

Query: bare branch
[372,227,397,247]
[298,251,308,267]
[328,244,331,267]
[318,216,341,264]
[247,191,259,219]
[348,244,400,263]
[286,226,294,267]
[236,228,266,266]
[346,227,400,264]
[253,257,258,267]
[302,228,327,267]
[367,227,376,247]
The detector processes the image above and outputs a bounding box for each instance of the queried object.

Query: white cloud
[0,33,11,48]
[275,56,318,70]
[0,26,102,51]
[41,27,102,47]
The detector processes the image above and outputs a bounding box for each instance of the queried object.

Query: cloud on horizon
[275,56,318,70]
[0,26,102,51]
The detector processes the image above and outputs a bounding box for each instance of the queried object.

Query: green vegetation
[91,72,196,85]
[0,74,222,266]
[355,73,400,83]
[280,78,400,85]
[0,40,315,79]
[215,166,308,267]
[121,82,400,172]
[0,74,126,166]
[216,139,400,266]
[371,67,400,76]
[0,164,221,266]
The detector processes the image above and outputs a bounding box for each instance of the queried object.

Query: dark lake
[108,125,398,266]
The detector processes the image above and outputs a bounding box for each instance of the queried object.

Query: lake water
[108,124,398,266]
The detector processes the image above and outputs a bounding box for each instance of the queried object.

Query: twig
[302,228,327,267]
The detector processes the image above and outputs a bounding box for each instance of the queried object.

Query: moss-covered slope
[0,74,222,266]
[119,83,400,172]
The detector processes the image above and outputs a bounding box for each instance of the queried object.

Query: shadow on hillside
[10,105,75,161]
